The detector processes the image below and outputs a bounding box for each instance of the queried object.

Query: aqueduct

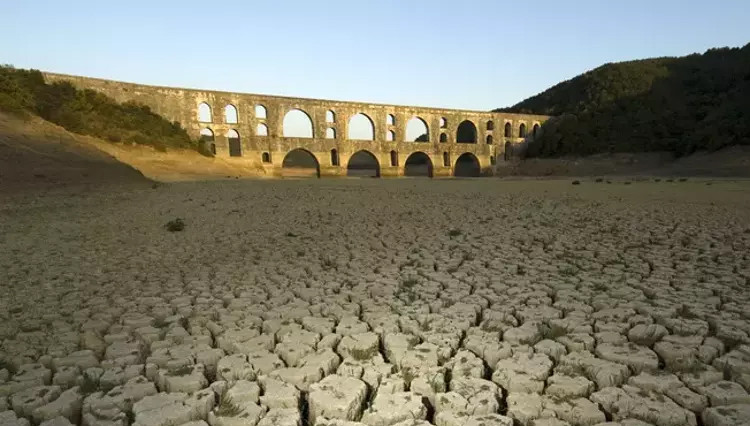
[43,73,549,177]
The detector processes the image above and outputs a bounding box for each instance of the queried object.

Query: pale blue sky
[1,0,748,111]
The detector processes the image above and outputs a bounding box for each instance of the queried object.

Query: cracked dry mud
[1,178,750,426]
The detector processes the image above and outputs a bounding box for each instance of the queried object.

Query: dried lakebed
[1,178,750,426]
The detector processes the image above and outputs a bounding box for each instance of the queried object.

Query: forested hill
[496,44,750,157]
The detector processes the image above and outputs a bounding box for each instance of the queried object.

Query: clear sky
[1,0,748,111]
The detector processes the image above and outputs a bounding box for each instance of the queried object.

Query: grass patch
[79,373,99,395]
[215,391,243,417]
[320,255,337,271]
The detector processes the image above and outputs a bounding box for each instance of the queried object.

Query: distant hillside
[496,44,750,157]
[0,66,208,155]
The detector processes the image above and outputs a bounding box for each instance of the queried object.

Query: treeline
[0,66,205,153]
[496,44,750,157]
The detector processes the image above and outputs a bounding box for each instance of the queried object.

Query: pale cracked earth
[1,178,750,426]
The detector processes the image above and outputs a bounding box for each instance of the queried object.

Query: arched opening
[283,109,314,138]
[456,120,477,143]
[257,123,269,136]
[330,149,339,166]
[262,152,271,163]
[442,152,450,167]
[227,129,241,157]
[504,122,512,138]
[504,141,512,161]
[198,103,212,123]
[255,105,267,119]
[326,110,335,123]
[386,130,395,141]
[387,114,395,125]
[225,105,238,124]
[347,113,375,140]
[440,117,447,128]
[390,150,398,166]
[282,149,319,178]
[533,124,540,136]
[406,117,429,142]
[519,123,527,138]
[404,152,433,177]
[200,128,215,155]
[486,135,493,145]
[490,155,496,165]
[326,128,336,139]
[487,120,494,131]
[454,153,480,177]
[439,133,448,143]
[347,150,380,177]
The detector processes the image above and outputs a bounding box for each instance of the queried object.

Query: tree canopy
[496,44,750,157]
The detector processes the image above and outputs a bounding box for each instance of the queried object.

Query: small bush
[595,178,603,183]
[448,229,462,237]
[678,177,688,182]
[572,180,581,185]
[165,218,185,232]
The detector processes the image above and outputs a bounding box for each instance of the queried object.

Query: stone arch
[283,108,314,138]
[390,150,398,166]
[199,127,215,154]
[504,122,512,138]
[387,114,395,125]
[347,150,380,177]
[439,133,448,143]
[487,120,494,131]
[225,104,238,124]
[519,123,527,138]
[442,152,450,167]
[326,110,336,123]
[454,153,480,177]
[456,120,477,143]
[330,149,339,166]
[386,130,395,141]
[198,102,212,123]
[282,148,320,177]
[404,151,433,177]
[257,123,269,136]
[255,105,267,119]
[262,152,271,163]
[347,113,375,140]
[326,128,336,139]
[533,123,540,136]
[406,117,429,142]
[504,141,512,161]
[486,135,493,145]
[440,117,447,128]
[226,129,241,157]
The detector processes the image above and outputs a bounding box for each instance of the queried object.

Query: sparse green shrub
[165,218,185,232]
[572,180,581,185]
[448,229,462,237]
